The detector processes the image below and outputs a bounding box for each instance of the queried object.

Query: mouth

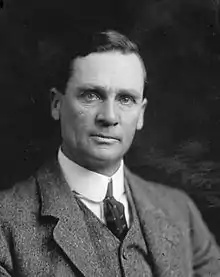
[90,134,120,143]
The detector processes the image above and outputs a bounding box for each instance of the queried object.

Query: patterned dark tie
[103,179,128,240]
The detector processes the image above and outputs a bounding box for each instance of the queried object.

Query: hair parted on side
[90,30,139,53]
[39,29,147,97]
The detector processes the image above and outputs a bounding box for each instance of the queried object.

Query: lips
[90,133,120,141]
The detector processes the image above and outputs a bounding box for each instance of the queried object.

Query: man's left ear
[50,87,62,121]
[136,98,147,130]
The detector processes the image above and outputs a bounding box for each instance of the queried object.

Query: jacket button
[122,250,127,260]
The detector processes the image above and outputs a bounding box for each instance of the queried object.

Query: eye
[119,95,136,106]
[81,91,100,102]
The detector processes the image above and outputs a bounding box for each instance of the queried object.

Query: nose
[96,100,119,127]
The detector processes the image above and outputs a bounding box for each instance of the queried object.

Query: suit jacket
[0,159,220,277]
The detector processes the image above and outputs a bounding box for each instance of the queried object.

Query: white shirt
[58,149,130,226]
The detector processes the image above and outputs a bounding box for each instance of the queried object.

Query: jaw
[61,141,124,176]
[82,158,122,177]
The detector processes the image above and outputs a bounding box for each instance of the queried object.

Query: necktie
[103,179,128,240]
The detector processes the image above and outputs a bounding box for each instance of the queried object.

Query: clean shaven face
[51,51,147,175]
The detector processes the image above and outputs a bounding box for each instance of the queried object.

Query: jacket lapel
[36,159,186,276]
[125,167,185,277]
[37,160,103,277]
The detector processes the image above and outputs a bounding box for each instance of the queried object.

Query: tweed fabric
[0,159,220,276]
[75,180,153,277]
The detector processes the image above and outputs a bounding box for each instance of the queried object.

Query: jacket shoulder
[128,168,189,199]
[126,168,193,219]
[0,176,39,222]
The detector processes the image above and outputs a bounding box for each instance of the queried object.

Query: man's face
[51,51,147,173]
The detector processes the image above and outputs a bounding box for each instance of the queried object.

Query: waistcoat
[75,180,153,277]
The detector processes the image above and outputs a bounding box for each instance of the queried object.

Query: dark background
[0,0,220,242]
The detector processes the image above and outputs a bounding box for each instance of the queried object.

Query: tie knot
[105,178,113,199]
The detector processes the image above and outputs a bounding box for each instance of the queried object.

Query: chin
[89,149,121,163]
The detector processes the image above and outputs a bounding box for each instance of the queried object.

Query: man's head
[50,30,147,176]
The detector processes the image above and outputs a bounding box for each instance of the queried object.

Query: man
[0,30,220,277]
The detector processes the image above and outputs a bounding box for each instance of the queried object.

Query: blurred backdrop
[0,0,220,241]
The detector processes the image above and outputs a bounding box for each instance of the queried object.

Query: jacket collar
[37,159,105,277]
[37,159,186,277]
[124,167,186,277]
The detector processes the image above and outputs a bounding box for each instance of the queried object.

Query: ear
[50,87,62,121]
[136,98,147,130]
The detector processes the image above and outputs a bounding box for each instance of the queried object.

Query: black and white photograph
[0,0,220,276]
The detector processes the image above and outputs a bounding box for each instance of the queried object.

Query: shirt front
[58,149,130,226]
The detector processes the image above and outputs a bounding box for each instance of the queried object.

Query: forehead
[67,51,145,93]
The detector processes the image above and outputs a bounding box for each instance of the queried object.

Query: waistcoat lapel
[37,159,104,277]
[124,167,185,277]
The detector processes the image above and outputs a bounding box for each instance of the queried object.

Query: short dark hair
[39,29,147,98]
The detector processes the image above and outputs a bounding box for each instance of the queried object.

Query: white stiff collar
[58,148,124,202]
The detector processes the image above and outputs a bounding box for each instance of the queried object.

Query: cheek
[122,111,140,131]
[62,104,94,134]
[121,120,138,146]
